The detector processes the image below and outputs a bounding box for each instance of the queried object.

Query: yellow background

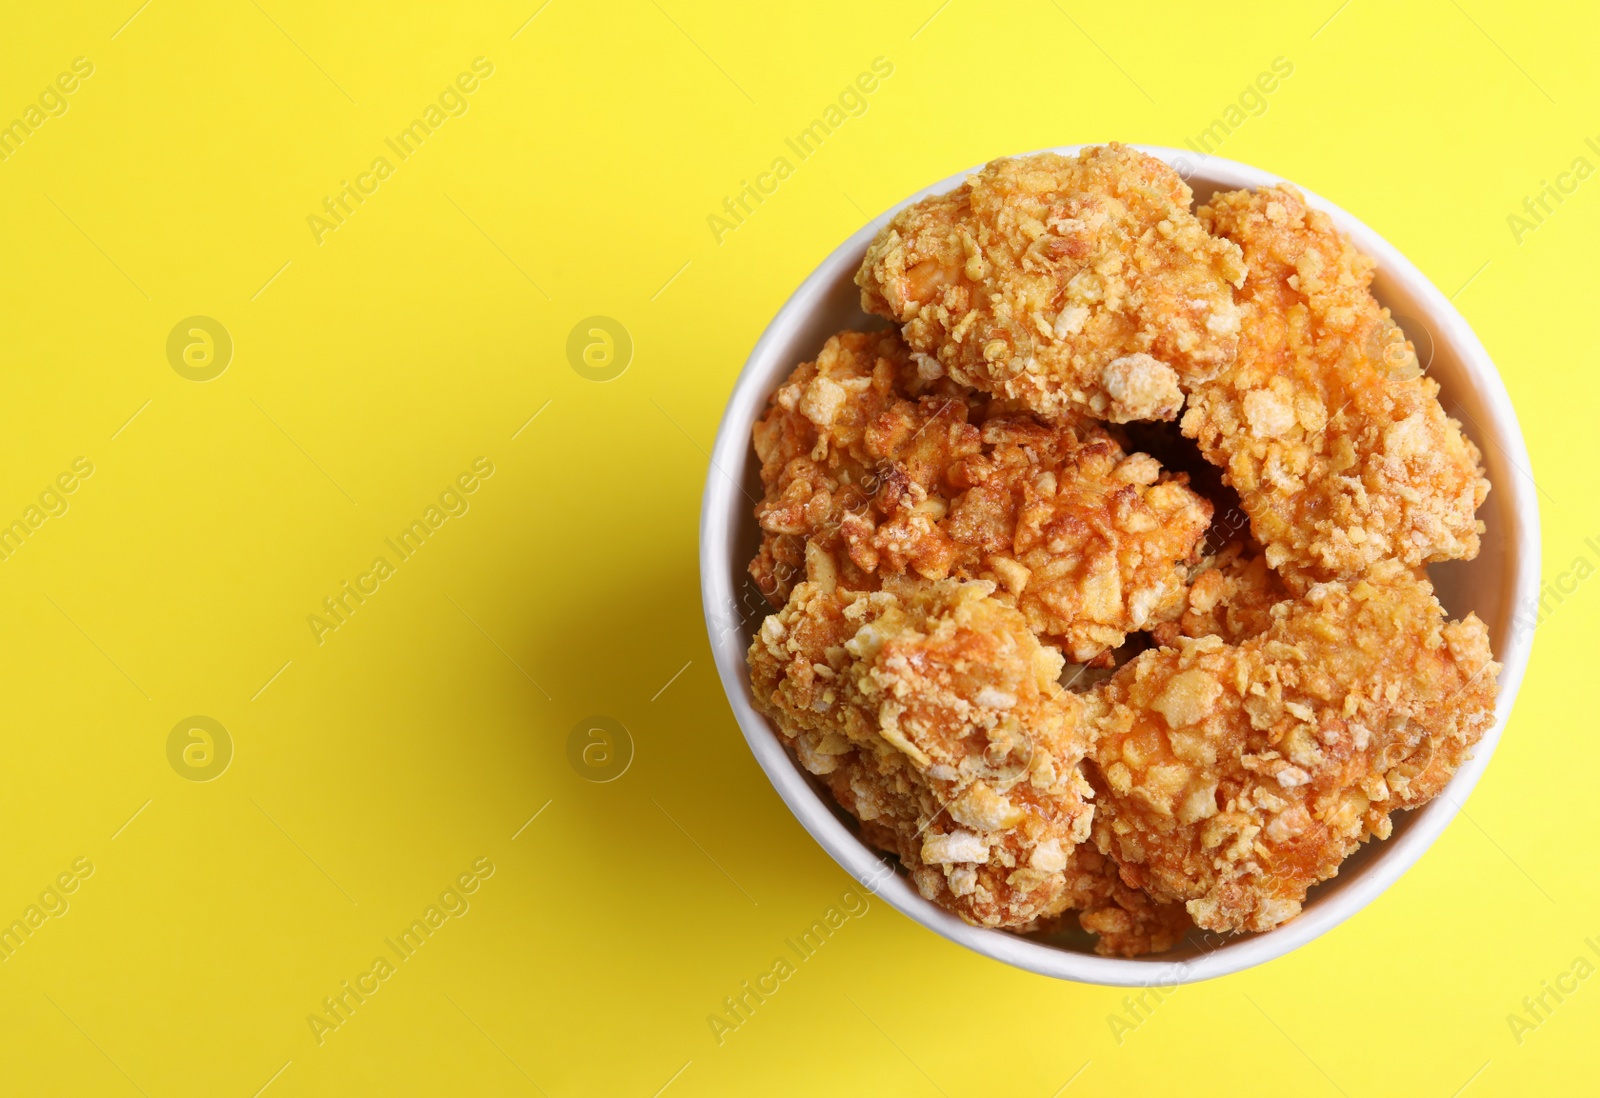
[0,1,1594,1094]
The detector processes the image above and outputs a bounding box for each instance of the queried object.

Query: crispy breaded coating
[1164,541,1290,646]
[1086,562,1499,934]
[948,417,1212,662]
[1039,845,1194,957]
[751,330,1213,662]
[750,329,971,603]
[1185,185,1490,581]
[748,576,1094,928]
[857,145,1246,423]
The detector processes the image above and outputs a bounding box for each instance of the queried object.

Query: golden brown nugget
[1186,185,1489,581]
[750,329,972,604]
[1032,845,1193,957]
[943,416,1212,662]
[748,576,1093,928]
[1159,541,1290,647]
[857,145,1246,423]
[751,330,1213,662]
[1087,563,1498,934]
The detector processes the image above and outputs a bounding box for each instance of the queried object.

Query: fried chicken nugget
[1160,541,1291,647]
[750,329,970,603]
[856,145,1246,423]
[1185,185,1490,581]
[1034,845,1194,957]
[751,330,1214,662]
[747,575,1094,928]
[1087,561,1498,934]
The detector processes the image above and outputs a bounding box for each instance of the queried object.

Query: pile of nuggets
[745,144,1499,956]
